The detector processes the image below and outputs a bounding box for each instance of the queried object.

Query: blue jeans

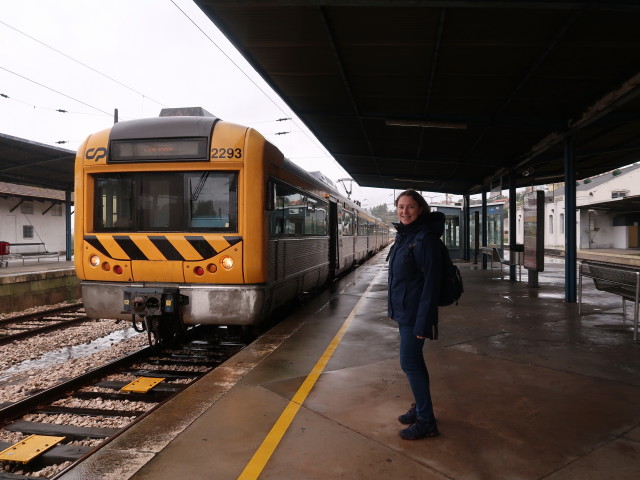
[399,324,435,423]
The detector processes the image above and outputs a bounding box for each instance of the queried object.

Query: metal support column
[482,187,488,270]
[463,193,471,260]
[509,172,517,281]
[564,136,577,302]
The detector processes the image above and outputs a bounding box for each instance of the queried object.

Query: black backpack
[388,232,464,306]
[437,240,464,306]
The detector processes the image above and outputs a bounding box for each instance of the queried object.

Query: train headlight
[194,266,204,276]
[207,263,217,273]
[220,256,234,270]
[89,255,101,267]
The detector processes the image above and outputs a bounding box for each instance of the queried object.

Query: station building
[0,132,74,263]
[0,181,68,256]
[514,163,640,250]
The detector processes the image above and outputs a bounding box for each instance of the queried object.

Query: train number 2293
[211,148,242,159]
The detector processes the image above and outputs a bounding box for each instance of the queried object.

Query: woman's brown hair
[395,189,430,217]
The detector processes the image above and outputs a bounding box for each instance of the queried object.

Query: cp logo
[86,147,107,162]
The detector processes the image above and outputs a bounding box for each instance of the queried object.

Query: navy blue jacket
[387,212,445,339]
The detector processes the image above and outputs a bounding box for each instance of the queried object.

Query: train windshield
[93,171,238,232]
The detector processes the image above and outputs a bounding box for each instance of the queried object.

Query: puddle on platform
[535,292,565,300]
[0,327,142,382]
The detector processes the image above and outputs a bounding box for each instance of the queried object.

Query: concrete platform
[0,259,74,277]
[57,249,640,480]
[0,259,78,313]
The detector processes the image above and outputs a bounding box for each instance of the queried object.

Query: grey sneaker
[399,418,439,440]
[398,403,417,425]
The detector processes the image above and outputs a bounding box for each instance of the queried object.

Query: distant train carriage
[74,107,390,343]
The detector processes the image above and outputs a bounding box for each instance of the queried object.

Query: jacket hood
[393,210,446,238]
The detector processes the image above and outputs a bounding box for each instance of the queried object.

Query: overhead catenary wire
[170,1,340,166]
[2,6,325,152]
[0,18,168,128]
[170,1,290,117]
[0,19,167,109]
[1,66,113,117]
[1,4,349,181]
[0,91,106,117]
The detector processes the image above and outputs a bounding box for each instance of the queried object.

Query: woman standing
[387,189,444,440]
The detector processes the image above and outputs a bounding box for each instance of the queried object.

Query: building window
[23,225,34,239]
[548,214,554,234]
[559,213,565,234]
[611,190,628,199]
[21,201,34,214]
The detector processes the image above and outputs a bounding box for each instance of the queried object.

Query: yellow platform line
[238,267,384,480]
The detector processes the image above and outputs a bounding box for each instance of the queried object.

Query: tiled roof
[0,181,67,202]
[548,163,640,199]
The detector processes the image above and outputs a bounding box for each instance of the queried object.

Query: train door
[328,200,339,276]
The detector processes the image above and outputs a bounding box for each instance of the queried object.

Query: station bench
[3,242,61,266]
[578,260,640,341]
[480,246,523,281]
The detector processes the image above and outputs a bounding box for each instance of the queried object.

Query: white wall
[0,198,67,253]
[612,226,628,248]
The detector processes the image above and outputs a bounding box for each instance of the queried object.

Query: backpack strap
[385,243,395,262]
[411,230,427,272]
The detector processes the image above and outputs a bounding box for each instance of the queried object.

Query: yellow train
[74,107,391,343]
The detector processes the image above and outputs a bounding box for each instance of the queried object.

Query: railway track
[0,326,246,479]
[0,304,88,346]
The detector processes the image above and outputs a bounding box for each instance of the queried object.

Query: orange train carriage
[74,107,391,343]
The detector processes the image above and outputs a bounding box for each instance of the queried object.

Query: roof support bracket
[9,199,25,213]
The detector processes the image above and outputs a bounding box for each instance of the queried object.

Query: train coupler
[122,287,188,318]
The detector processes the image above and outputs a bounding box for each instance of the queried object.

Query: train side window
[284,192,304,235]
[343,210,354,236]
[272,183,304,236]
[302,198,328,236]
[271,186,285,235]
[357,216,367,236]
[305,197,317,235]
[315,201,328,235]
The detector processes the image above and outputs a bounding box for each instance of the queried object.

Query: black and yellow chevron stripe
[84,234,242,261]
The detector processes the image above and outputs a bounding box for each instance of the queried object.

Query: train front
[74,109,269,342]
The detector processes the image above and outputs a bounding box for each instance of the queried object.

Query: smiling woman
[395,191,429,225]
[387,189,445,440]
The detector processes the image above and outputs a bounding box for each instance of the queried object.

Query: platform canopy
[195,0,640,195]
[0,133,75,191]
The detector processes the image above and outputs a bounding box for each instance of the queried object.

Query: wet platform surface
[0,259,74,277]
[55,249,640,480]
